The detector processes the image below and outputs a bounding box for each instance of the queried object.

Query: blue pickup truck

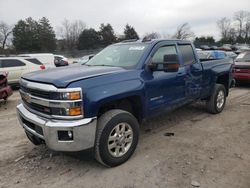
[17,39,234,167]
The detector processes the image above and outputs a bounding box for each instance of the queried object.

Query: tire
[206,84,226,114]
[95,109,139,167]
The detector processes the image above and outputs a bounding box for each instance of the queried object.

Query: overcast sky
[0,0,250,40]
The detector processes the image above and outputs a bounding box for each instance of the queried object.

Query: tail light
[40,65,46,70]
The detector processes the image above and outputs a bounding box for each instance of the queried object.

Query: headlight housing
[51,106,82,116]
[52,91,81,100]
[51,89,83,117]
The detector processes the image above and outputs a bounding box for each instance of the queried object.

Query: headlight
[50,89,83,117]
[52,91,81,100]
[51,106,82,116]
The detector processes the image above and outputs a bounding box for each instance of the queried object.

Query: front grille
[21,117,44,136]
[19,79,83,119]
[20,85,50,99]
[23,100,51,115]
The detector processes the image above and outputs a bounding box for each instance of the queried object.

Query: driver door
[144,43,186,117]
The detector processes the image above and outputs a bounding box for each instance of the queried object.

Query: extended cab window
[152,45,177,63]
[178,44,196,65]
[1,59,25,67]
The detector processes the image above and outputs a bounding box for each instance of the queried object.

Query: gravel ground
[0,86,250,188]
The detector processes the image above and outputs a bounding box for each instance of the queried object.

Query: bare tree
[0,21,12,49]
[217,17,231,39]
[234,10,250,38]
[143,32,161,40]
[173,23,195,40]
[244,14,250,39]
[58,19,86,50]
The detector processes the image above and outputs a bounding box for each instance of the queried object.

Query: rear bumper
[17,103,97,151]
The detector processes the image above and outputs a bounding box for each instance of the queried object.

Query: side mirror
[148,54,180,72]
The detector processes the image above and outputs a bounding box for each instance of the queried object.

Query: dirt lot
[0,86,250,188]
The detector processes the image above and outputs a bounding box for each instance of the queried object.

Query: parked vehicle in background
[18,53,55,68]
[22,57,46,69]
[17,39,234,167]
[0,57,44,85]
[54,55,69,67]
[73,54,95,64]
[0,72,13,100]
[225,51,237,60]
[233,51,250,83]
[210,46,218,50]
[219,44,232,51]
[200,45,210,50]
[197,50,227,60]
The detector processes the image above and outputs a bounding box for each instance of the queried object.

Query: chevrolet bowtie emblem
[23,93,31,103]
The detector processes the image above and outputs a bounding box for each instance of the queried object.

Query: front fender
[84,79,145,117]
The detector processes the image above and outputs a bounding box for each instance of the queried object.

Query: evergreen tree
[99,23,116,45]
[38,17,56,51]
[78,28,100,50]
[12,17,56,52]
[124,24,139,40]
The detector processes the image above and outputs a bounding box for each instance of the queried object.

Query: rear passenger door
[1,59,26,84]
[177,44,203,101]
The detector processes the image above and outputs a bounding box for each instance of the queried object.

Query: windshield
[236,52,250,62]
[86,43,148,68]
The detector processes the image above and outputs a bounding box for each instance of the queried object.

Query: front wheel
[206,84,226,114]
[94,109,139,167]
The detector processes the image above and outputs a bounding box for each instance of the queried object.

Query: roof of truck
[116,39,191,46]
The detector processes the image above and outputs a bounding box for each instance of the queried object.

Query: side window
[0,60,2,68]
[152,45,177,63]
[25,58,43,65]
[178,44,196,65]
[55,56,62,61]
[1,59,25,68]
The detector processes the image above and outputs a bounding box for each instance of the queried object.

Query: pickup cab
[17,39,234,167]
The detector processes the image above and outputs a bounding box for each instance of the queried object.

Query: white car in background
[0,57,45,85]
[72,54,95,65]
[54,55,69,67]
[18,53,55,68]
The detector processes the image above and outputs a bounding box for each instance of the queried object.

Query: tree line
[0,17,140,53]
[0,10,249,53]
[217,10,250,44]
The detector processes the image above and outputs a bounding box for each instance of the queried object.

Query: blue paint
[22,40,233,120]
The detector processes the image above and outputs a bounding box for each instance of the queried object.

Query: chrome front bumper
[17,103,97,151]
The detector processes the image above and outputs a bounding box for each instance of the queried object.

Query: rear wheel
[206,84,226,114]
[95,109,139,167]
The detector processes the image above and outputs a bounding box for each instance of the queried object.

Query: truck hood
[22,65,126,88]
